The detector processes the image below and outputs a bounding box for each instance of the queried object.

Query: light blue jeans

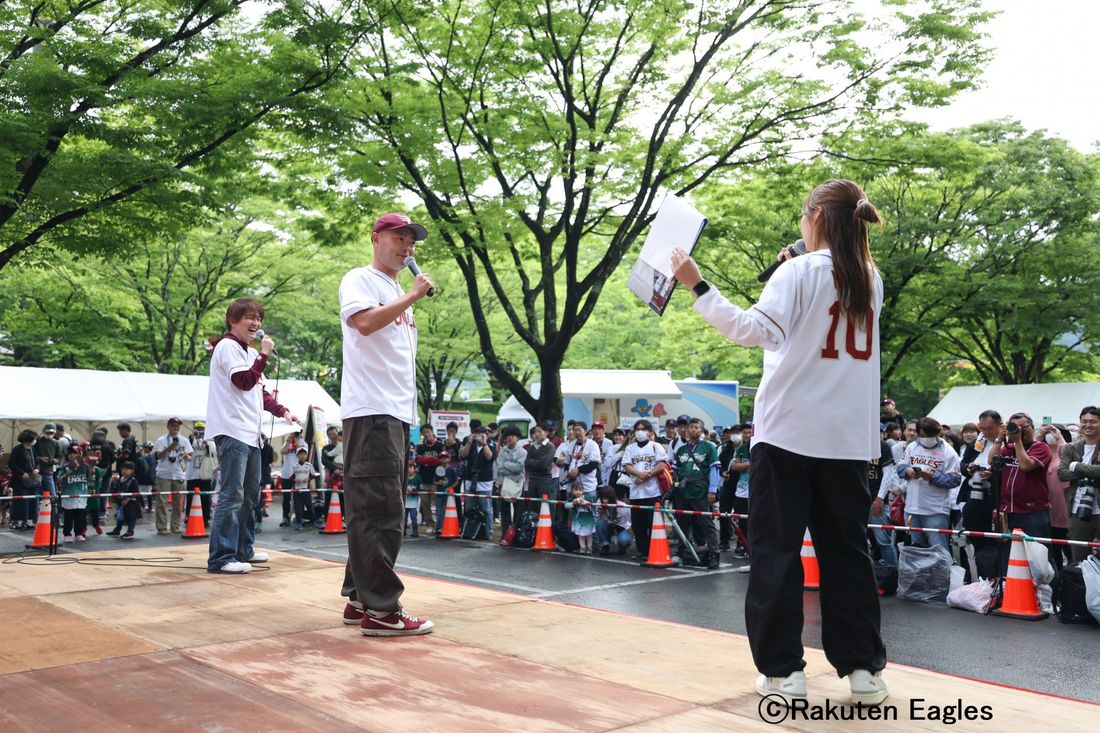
[907,512,951,552]
[208,435,261,571]
[868,505,897,566]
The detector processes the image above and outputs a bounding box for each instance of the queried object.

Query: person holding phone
[895,417,962,552]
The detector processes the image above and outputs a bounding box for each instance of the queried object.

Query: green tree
[0,0,367,271]
[325,0,989,423]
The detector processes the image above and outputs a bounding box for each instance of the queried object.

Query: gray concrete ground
[2,513,1097,703]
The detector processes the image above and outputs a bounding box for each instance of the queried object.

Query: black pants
[733,496,750,550]
[683,495,719,553]
[186,479,213,525]
[718,482,737,546]
[499,496,519,535]
[746,443,886,678]
[960,497,997,582]
[63,507,88,537]
[630,496,660,556]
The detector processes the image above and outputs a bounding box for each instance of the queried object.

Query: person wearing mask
[1057,406,1100,562]
[1039,423,1071,572]
[622,418,668,560]
[895,417,962,552]
[672,179,888,705]
[671,417,721,569]
[994,412,1052,573]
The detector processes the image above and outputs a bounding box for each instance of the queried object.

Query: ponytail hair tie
[856,198,869,208]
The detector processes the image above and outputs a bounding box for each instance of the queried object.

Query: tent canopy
[928,382,1100,428]
[559,369,682,399]
[0,366,340,443]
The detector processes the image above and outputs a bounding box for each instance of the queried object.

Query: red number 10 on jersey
[821,301,874,361]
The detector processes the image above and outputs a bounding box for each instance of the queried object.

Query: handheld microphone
[757,239,807,282]
[254,329,277,355]
[404,256,435,297]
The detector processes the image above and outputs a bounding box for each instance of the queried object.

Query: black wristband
[692,280,711,297]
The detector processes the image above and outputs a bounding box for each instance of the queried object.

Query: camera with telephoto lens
[1076,477,1097,521]
[967,470,985,502]
[1006,422,1020,434]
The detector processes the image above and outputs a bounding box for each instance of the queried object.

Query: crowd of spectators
[3,406,1097,577]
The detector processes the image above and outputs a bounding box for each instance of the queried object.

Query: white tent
[0,366,341,445]
[928,382,1100,428]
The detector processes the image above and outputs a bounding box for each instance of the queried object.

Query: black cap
[474,425,489,434]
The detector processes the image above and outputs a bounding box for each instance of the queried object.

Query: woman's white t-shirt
[205,337,265,447]
[622,441,668,500]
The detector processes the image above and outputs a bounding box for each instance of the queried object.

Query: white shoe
[247,552,269,563]
[216,561,252,574]
[755,671,807,702]
[848,669,888,706]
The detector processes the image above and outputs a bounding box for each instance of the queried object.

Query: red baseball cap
[591,421,605,429]
[372,212,428,241]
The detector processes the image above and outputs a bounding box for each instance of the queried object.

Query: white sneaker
[247,552,269,563]
[755,671,807,702]
[216,561,252,574]
[848,669,888,706]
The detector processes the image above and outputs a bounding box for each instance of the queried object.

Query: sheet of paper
[627,192,708,315]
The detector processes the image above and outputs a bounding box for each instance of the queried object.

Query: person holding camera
[672,179,888,706]
[958,410,1004,580]
[154,417,193,534]
[1057,406,1100,562]
[460,423,497,539]
[994,412,1052,573]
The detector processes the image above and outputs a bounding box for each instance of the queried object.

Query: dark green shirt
[673,440,718,499]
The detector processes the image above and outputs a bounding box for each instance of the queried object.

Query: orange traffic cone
[26,492,55,549]
[801,529,820,590]
[531,495,556,552]
[993,529,1047,620]
[319,491,345,535]
[438,489,461,539]
[641,502,675,567]
[181,488,208,538]
[263,482,273,507]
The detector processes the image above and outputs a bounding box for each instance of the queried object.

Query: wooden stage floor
[0,546,1093,731]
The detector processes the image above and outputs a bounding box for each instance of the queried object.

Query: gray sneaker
[755,671,807,703]
[848,669,888,706]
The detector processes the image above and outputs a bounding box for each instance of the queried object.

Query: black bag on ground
[513,511,538,549]
[461,505,486,540]
[897,545,952,603]
[1053,562,1096,625]
[553,521,580,553]
[874,563,899,596]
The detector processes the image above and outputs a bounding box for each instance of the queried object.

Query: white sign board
[428,410,472,439]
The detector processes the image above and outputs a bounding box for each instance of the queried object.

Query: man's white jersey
[694,249,882,460]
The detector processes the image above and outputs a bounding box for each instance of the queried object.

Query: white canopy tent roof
[559,369,682,399]
[928,382,1100,428]
[0,366,341,445]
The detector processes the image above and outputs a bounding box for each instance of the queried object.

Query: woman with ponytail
[672,179,888,707]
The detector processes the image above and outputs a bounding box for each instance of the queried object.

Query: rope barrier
[8,487,1099,549]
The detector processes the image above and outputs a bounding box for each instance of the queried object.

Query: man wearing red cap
[338,212,436,636]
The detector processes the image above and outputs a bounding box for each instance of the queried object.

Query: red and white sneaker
[360,609,434,636]
[342,602,365,625]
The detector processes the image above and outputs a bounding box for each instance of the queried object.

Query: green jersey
[673,440,718,499]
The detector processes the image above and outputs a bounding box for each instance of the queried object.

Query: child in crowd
[57,446,90,542]
[404,462,421,538]
[81,447,108,536]
[433,453,459,534]
[291,448,319,530]
[569,482,596,554]
[107,461,141,539]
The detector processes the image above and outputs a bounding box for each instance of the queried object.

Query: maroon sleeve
[262,389,289,417]
[229,353,269,391]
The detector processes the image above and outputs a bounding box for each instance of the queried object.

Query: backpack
[1054,562,1096,625]
[513,511,539,548]
[461,505,486,540]
[553,521,580,553]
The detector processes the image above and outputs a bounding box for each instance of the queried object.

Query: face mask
[1045,433,1058,446]
[918,437,938,448]
[635,431,649,442]
[1069,429,1080,442]
[731,435,743,446]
